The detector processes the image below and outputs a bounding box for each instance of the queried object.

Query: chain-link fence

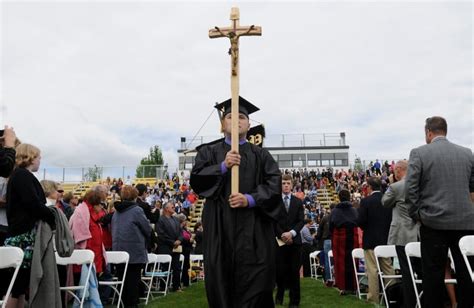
[38,165,170,183]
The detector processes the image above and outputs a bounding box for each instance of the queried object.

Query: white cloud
[1,1,472,175]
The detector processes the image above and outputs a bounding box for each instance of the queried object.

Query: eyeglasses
[57,190,64,193]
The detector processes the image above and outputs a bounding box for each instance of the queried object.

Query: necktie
[284,195,290,213]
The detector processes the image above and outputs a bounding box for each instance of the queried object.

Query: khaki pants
[364,249,395,304]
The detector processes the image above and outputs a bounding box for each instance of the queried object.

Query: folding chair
[189,254,204,284]
[374,245,402,307]
[406,241,457,308]
[352,248,368,300]
[0,247,24,308]
[99,251,129,308]
[141,254,173,304]
[179,254,184,281]
[459,235,474,282]
[327,249,334,281]
[56,249,95,308]
[309,250,321,280]
[141,253,158,305]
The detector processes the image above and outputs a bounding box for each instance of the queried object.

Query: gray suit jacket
[382,179,419,245]
[405,136,474,230]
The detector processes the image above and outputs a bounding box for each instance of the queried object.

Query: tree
[353,155,363,173]
[136,145,165,178]
[84,165,103,182]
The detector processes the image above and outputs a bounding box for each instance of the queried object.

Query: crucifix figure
[209,7,262,194]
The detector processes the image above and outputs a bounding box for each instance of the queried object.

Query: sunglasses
[57,190,64,193]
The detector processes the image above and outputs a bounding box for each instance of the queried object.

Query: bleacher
[316,186,339,208]
[189,198,205,229]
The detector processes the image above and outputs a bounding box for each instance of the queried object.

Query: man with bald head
[382,160,419,307]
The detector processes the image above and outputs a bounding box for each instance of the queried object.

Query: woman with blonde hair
[40,180,60,207]
[5,143,55,308]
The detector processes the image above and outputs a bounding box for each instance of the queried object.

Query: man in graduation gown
[190,96,281,308]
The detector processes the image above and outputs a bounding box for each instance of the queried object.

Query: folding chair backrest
[309,251,320,259]
[56,249,94,266]
[146,253,158,273]
[105,251,130,265]
[156,254,172,269]
[0,247,24,269]
[0,247,24,308]
[352,248,364,259]
[405,242,421,258]
[374,245,397,259]
[190,254,203,262]
[352,248,367,300]
[459,235,474,282]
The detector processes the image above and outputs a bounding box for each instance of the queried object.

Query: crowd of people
[0,127,203,308]
[0,115,473,308]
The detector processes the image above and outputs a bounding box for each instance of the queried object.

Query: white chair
[56,249,95,308]
[141,253,158,305]
[406,241,457,308]
[99,251,129,308]
[0,247,24,308]
[352,248,368,300]
[327,249,334,281]
[459,235,474,282]
[141,254,173,304]
[179,254,185,282]
[189,254,204,284]
[405,242,423,308]
[374,245,402,307]
[309,250,321,280]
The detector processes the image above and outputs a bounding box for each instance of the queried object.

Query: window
[307,153,321,160]
[321,160,333,166]
[292,154,305,167]
[308,160,321,167]
[278,160,292,168]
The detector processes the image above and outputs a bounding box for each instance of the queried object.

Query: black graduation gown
[190,139,281,308]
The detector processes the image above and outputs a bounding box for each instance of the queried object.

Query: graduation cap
[214,96,260,118]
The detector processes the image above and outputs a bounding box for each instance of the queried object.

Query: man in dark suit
[405,116,474,308]
[156,201,183,292]
[357,177,394,304]
[274,174,304,307]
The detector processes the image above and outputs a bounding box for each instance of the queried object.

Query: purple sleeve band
[221,161,228,174]
[245,194,256,208]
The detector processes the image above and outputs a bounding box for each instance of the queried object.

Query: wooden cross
[209,7,262,194]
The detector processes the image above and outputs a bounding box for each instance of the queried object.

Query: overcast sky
[1,1,472,176]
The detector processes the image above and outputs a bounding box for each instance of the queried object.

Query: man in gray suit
[382,160,419,307]
[405,116,474,308]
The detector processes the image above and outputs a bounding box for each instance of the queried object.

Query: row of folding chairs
[309,250,334,282]
[349,237,474,308]
[0,248,129,308]
[140,253,204,305]
[56,250,130,308]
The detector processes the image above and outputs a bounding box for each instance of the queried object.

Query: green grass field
[146,278,375,307]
